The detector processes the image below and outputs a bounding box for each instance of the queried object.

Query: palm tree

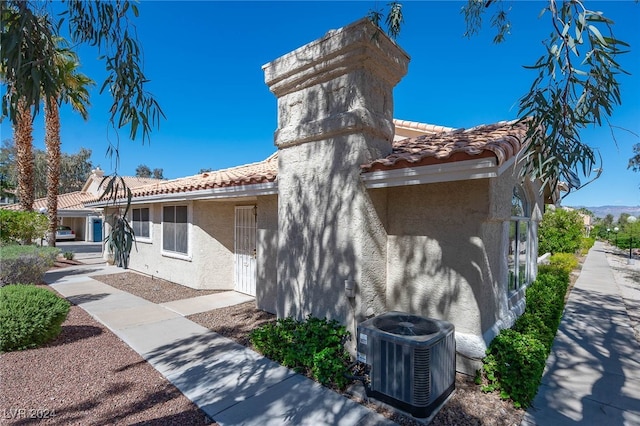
[14,98,34,212]
[44,44,93,246]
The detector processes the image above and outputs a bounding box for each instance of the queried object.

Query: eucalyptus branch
[518,0,628,195]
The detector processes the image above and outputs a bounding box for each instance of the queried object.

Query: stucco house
[3,168,160,242]
[89,19,548,373]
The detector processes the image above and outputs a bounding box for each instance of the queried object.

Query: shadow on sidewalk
[527,284,640,424]
[67,292,112,305]
[141,330,370,424]
[44,267,106,284]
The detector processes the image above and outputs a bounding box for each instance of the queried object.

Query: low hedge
[480,264,571,408]
[0,285,70,352]
[580,237,595,254]
[0,245,60,287]
[250,316,351,389]
[548,253,578,275]
[481,330,547,406]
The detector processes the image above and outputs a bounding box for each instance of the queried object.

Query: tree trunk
[15,99,34,212]
[45,98,61,247]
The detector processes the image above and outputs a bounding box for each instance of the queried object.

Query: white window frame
[131,206,152,243]
[508,185,532,293]
[161,203,192,261]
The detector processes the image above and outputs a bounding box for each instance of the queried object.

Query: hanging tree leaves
[374,0,631,197]
[516,0,629,197]
[1,0,164,143]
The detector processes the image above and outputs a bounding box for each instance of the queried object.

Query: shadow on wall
[275,70,384,323]
[277,138,358,323]
[269,21,408,326]
[385,179,502,336]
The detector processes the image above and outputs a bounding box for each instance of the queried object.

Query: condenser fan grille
[373,314,440,336]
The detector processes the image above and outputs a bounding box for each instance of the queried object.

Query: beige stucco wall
[127,201,236,290]
[275,137,365,323]
[256,194,278,313]
[385,179,494,335]
[382,166,543,373]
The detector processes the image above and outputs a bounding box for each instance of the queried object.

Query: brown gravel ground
[92,272,221,304]
[0,294,214,425]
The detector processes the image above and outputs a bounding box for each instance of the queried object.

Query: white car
[55,226,76,241]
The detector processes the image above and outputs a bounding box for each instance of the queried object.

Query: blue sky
[3,1,639,207]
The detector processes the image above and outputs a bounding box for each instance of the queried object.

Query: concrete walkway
[522,241,640,425]
[44,262,394,426]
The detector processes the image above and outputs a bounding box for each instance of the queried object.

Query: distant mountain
[567,205,640,221]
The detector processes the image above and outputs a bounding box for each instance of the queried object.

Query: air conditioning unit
[357,311,455,418]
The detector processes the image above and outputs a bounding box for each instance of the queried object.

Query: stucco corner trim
[456,332,489,360]
[456,297,526,360]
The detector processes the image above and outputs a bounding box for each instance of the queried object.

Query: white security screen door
[234,206,257,296]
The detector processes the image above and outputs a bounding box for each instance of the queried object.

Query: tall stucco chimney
[263,19,409,326]
[91,167,104,178]
[264,18,409,158]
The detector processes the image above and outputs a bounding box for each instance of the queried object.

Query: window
[508,185,530,291]
[132,207,150,240]
[163,205,188,255]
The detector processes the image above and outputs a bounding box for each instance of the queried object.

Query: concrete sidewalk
[44,264,394,426]
[522,241,640,425]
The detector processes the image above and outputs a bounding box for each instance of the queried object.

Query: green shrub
[250,316,351,389]
[537,264,570,283]
[538,208,584,255]
[549,253,578,274]
[580,237,595,254]
[0,209,48,244]
[63,251,75,260]
[481,266,570,408]
[513,270,568,351]
[482,330,547,408]
[0,285,70,352]
[0,245,60,286]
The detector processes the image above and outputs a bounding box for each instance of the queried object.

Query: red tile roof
[2,176,165,212]
[91,153,279,202]
[362,120,528,173]
[88,120,529,203]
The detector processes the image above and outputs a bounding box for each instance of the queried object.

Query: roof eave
[86,181,279,207]
[362,155,517,189]
[57,208,103,217]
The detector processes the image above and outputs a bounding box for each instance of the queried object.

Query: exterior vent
[357,311,455,418]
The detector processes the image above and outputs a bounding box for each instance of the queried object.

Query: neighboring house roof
[34,191,95,211]
[2,173,165,213]
[100,176,163,191]
[81,168,162,195]
[362,120,527,173]
[1,191,98,215]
